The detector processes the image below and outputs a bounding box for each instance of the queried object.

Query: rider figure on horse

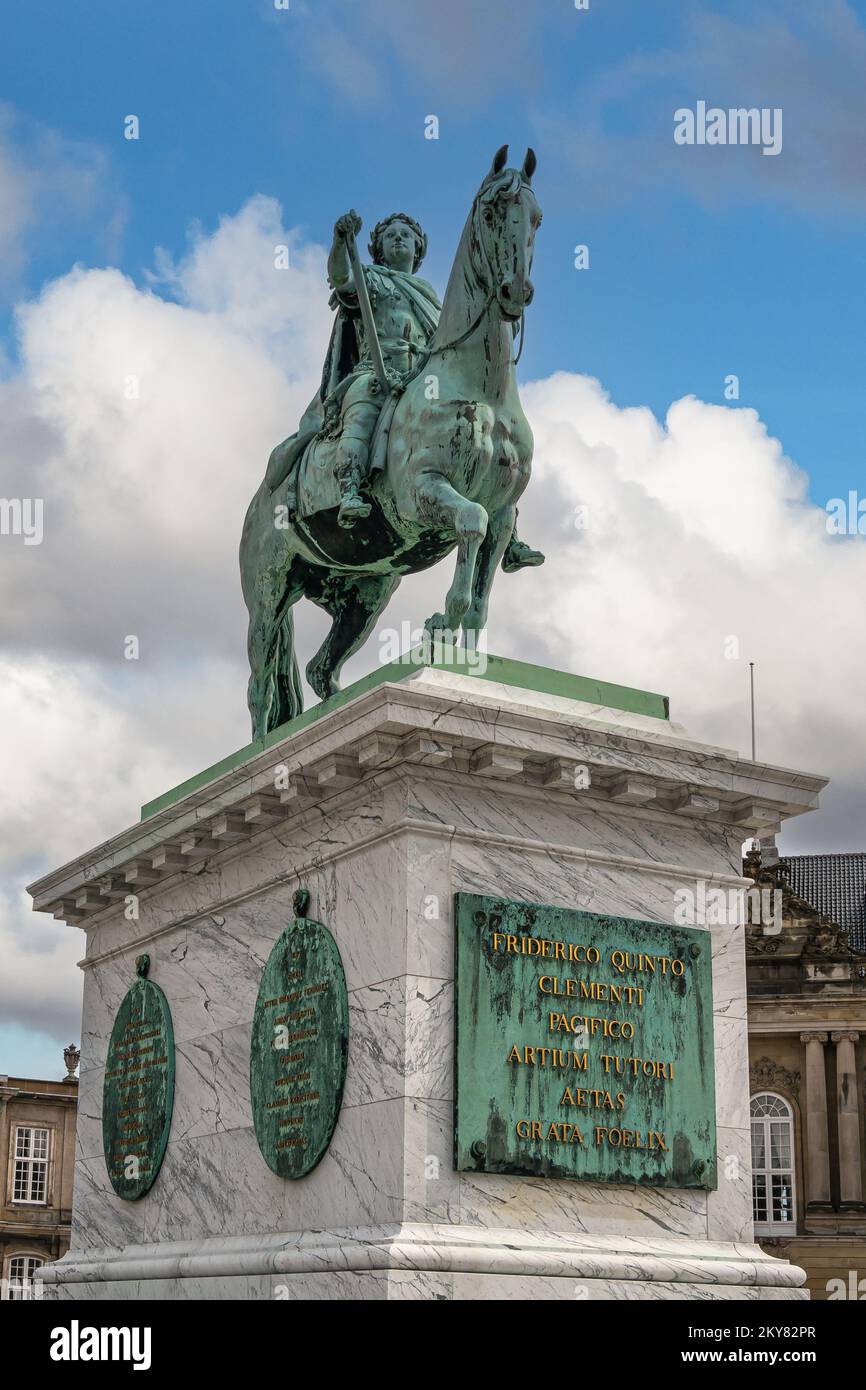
[266,207,543,572]
[328,209,436,527]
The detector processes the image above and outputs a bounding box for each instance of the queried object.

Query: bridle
[432,177,533,364]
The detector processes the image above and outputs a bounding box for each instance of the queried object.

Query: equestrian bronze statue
[240,145,543,738]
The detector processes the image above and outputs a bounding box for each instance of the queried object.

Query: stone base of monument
[31,653,819,1300]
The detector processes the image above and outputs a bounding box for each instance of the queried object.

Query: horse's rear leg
[413,472,488,640]
[304,572,400,702]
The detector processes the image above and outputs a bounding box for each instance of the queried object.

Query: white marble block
[30,658,823,1300]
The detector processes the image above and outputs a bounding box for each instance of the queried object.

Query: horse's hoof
[306,662,338,702]
[423,613,460,644]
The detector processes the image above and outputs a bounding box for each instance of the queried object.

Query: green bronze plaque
[454,893,717,1188]
[102,955,175,1200]
[250,890,349,1178]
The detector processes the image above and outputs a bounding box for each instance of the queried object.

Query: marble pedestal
[30,655,823,1300]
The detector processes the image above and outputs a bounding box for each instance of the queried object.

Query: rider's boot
[335,441,372,528]
[501,538,545,572]
[502,515,545,572]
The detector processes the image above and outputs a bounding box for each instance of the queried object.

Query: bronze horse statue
[240,146,542,739]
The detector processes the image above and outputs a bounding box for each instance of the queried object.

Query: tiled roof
[780,853,866,952]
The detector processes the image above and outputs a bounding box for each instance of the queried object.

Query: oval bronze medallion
[250,892,349,1178]
[102,955,175,1200]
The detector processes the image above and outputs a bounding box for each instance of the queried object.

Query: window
[12,1126,50,1204]
[3,1255,45,1300]
[751,1093,796,1235]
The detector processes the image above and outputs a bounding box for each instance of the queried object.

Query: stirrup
[337,494,372,528]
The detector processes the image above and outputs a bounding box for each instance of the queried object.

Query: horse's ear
[522,148,537,182]
[491,144,509,175]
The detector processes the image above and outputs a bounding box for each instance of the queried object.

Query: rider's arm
[328,239,354,294]
[328,211,362,296]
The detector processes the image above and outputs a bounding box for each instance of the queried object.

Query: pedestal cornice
[28,664,827,931]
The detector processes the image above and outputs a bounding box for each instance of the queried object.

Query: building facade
[746,847,866,1300]
[0,1047,79,1299]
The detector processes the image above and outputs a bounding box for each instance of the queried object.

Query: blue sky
[4,0,866,1080]
[2,0,866,505]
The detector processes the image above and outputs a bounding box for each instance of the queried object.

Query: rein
[434,291,525,367]
[432,286,496,355]
[430,186,529,366]
[512,312,526,366]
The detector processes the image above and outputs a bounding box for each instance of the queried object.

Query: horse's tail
[244,570,304,739]
[272,594,304,731]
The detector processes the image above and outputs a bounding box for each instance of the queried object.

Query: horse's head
[474,144,542,323]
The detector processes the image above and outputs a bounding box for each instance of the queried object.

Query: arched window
[3,1254,45,1300]
[751,1093,796,1235]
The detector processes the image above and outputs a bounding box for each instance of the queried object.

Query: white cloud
[0,655,250,1040]
[148,194,330,353]
[2,195,865,1057]
[0,195,332,663]
[507,374,866,800]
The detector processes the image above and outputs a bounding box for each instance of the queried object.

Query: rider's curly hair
[368,213,428,272]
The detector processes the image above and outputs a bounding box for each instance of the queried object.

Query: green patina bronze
[250,890,349,1179]
[240,146,544,738]
[454,894,717,1189]
[102,955,175,1201]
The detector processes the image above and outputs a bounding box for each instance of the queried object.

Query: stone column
[800,1032,831,1211]
[831,1031,864,1212]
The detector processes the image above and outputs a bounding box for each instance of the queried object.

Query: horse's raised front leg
[463,503,516,643]
[304,570,401,701]
[413,471,488,641]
